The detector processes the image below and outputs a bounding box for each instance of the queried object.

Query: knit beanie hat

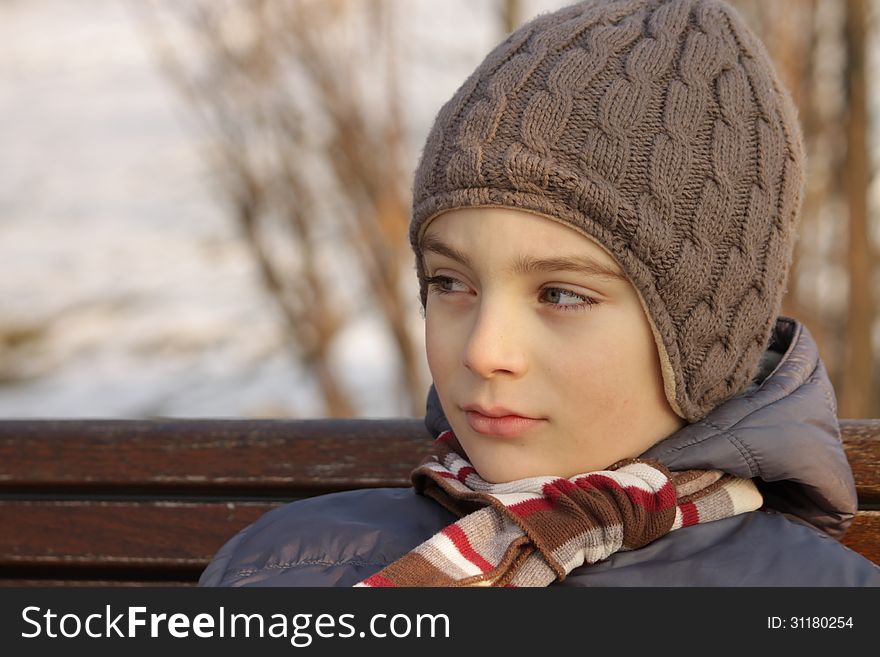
[409,0,805,424]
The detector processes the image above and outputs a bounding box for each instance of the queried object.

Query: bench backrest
[0,418,877,586]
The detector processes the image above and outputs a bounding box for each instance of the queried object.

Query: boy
[200,0,880,586]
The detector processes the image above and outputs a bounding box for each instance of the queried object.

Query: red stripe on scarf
[456,466,477,483]
[575,474,676,512]
[543,478,577,502]
[509,497,553,517]
[435,431,454,444]
[442,524,494,572]
[361,573,397,587]
[680,502,700,526]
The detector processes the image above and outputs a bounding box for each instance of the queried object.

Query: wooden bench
[0,418,877,586]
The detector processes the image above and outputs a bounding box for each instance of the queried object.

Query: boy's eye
[424,275,599,312]
[540,286,599,311]
[424,275,466,295]
[543,287,590,307]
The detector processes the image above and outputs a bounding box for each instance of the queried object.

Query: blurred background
[0,0,878,420]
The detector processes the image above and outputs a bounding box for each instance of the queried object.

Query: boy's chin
[469,456,557,484]
[472,453,622,482]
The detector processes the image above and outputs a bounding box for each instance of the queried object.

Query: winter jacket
[199,316,880,586]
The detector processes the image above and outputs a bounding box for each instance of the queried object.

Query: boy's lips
[461,403,540,419]
[462,405,545,438]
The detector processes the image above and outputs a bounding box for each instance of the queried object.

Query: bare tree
[137,0,425,417]
[840,0,875,417]
[498,0,523,35]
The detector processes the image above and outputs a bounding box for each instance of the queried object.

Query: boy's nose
[461,299,528,379]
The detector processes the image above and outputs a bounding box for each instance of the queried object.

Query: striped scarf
[355,429,763,587]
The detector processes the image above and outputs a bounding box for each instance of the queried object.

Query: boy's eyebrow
[421,234,627,282]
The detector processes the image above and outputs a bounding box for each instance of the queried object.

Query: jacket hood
[424,315,857,539]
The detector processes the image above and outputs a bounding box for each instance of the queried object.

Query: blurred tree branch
[497,0,523,35]
[136,0,425,417]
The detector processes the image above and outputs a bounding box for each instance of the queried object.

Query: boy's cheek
[424,331,453,380]
[549,347,621,396]
[425,318,469,371]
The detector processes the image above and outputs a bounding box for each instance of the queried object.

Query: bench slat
[0,419,429,493]
[838,511,880,566]
[841,419,880,502]
[0,500,279,570]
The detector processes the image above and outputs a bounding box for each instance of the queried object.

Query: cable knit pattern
[409,0,805,423]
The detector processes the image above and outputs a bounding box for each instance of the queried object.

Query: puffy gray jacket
[200,316,880,586]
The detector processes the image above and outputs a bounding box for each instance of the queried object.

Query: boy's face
[422,207,686,483]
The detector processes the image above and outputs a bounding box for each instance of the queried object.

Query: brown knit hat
[409,0,805,424]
